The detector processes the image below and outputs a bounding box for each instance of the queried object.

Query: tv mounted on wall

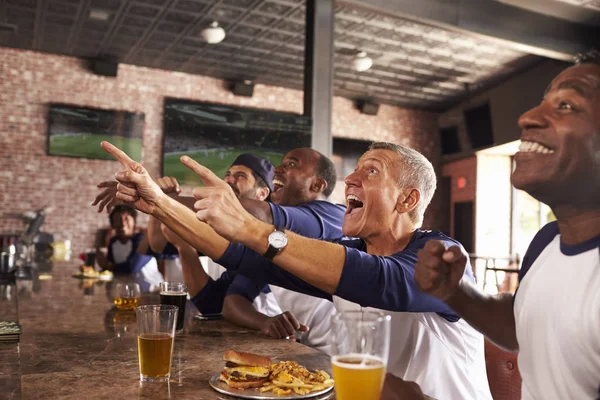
[47,104,144,161]
[162,98,312,185]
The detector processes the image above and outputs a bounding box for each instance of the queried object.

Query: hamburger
[219,350,272,389]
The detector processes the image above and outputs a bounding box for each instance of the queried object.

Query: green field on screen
[163,149,283,186]
[49,133,143,161]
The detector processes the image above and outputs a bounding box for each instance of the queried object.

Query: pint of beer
[330,311,391,400]
[159,282,188,333]
[136,305,178,383]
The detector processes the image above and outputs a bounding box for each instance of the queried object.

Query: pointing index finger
[101,141,136,170]
[180,156,224,187]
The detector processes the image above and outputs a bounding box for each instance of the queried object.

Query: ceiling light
[353,51,373,72]
[89,8,111,21]
[200,21,226,44]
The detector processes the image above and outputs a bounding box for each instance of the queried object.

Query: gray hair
[368,142,437,228]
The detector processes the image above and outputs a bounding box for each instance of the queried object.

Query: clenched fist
[414,240,468,301]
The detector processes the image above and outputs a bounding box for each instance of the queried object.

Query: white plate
[208,373,334,400]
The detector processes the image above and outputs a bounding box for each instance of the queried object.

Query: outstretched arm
[177,157,365,295]
[414,241,518,351]
[99,141,230,261]
[179,157,464,315]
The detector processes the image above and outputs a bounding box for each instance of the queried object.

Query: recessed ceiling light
[89,8,111,21]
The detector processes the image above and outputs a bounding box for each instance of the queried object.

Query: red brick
[0,48,442,253]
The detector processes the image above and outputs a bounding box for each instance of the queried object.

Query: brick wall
[0,48,441,254]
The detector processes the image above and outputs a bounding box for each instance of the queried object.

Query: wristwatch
[263,225,288,260]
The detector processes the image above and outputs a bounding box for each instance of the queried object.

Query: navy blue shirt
[107,232,155,275]
[219,230,469,321]
[191,200,346,314]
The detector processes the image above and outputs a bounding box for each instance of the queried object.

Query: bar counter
[0,262,332,399]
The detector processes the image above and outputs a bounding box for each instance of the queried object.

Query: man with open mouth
[414,51,600,399]
[99,139,492,399]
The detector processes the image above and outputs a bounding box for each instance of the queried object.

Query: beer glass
[114,283,141,310]
[330,310,391,400]
[136,305,178,382]
[159,282,187,333]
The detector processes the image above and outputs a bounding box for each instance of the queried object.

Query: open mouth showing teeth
[272,179,284,192]
[346,194,364,215]
[519,140,555,154]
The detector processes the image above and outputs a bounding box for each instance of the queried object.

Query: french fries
[255,361,334,396]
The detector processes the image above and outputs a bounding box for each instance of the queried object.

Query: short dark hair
[575,49,600,65]
[109,204,137,226]
[315,152,337,198]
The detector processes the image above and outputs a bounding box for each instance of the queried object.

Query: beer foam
[332,354,385,370]
[160,291,186,296]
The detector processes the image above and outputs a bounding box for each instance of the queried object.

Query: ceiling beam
[338,0,600,61]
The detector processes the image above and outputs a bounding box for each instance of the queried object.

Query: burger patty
[225,362,238,368]
[229,372,266,381]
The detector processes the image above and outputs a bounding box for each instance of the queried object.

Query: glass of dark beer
[136,305,178,382]
[159,282,188,333]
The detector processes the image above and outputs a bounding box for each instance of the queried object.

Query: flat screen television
[162,98,312,185]
[47,104,144,161]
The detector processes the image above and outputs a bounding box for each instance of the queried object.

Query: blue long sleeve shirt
[218,230,472,321]
[190,200,346,313]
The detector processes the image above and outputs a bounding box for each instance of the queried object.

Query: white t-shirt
[514,222,600,400]
[199,256,281,317]
[333,296,492,400]
[110,236,162,287]
[269,285,335,354]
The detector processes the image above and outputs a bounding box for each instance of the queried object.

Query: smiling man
[413,52,600,399]
[99,139,492,399]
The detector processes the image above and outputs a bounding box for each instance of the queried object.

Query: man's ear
[257,186,270,201]
[395,188,420,215]
[310,177,327,195]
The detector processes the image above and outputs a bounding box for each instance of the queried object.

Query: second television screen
[163,99,312,185]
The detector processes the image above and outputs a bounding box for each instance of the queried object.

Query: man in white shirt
[413,51,600,399]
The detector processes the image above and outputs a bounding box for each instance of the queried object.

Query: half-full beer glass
[330,310,391,400]
[136,305,178,382]
[159,282,188,333]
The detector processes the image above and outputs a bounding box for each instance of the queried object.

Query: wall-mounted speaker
[92,57,118,77]
[358,100,379,115]
[232,81,254,97]
[464,102,494,149]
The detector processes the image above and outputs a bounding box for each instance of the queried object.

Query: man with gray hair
[101,140,492,399]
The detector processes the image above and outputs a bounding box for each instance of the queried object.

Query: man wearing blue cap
[223,153,274,201]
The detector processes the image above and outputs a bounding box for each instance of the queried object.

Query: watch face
[268,230,288,249]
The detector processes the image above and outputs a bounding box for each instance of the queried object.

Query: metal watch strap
[263,225,284,260]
